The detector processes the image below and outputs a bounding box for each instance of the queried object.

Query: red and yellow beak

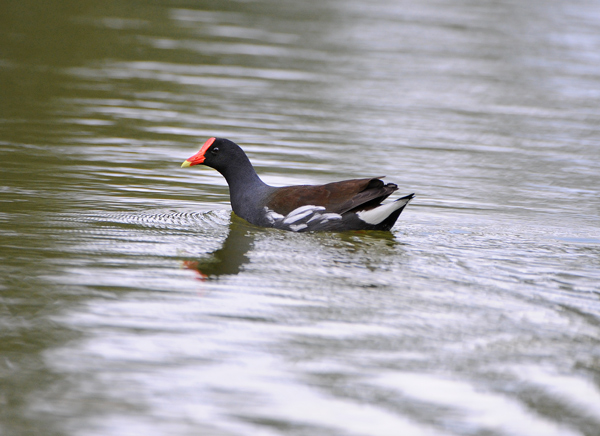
[181,137,216,168]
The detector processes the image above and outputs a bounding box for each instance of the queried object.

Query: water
[1,0,600,435]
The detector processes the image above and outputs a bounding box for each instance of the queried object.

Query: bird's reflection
[182,215,257,280]
[182,213,405,281]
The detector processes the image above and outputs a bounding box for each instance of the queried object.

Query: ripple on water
[40,209,232,265]
[55,208,230,231]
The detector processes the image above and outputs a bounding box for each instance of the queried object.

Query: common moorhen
[181,138,414,232]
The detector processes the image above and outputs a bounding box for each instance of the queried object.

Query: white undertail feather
[356,196,413,225]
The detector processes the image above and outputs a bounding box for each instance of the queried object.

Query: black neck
[218,152,266,191]
[217,154,271,222]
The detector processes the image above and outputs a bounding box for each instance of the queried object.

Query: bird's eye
[211,147,220,155]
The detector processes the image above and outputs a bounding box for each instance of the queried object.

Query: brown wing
[265,177,398,215]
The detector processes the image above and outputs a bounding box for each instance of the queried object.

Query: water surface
[1,1,600,435]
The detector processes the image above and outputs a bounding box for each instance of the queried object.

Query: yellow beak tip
[181,160,192,168]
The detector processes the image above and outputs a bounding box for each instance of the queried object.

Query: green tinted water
[1,1,600,435]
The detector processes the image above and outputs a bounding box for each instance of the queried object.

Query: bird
[181,137,414,232]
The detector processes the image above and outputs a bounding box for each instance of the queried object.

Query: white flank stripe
[283,209,316,224]
[307,213,323,223]
[319,213,342,222]
[288,205,326,215]
[289,223,308,232]
[283,205,325,224]
[356,198,411,225]
[264,207,284,224]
